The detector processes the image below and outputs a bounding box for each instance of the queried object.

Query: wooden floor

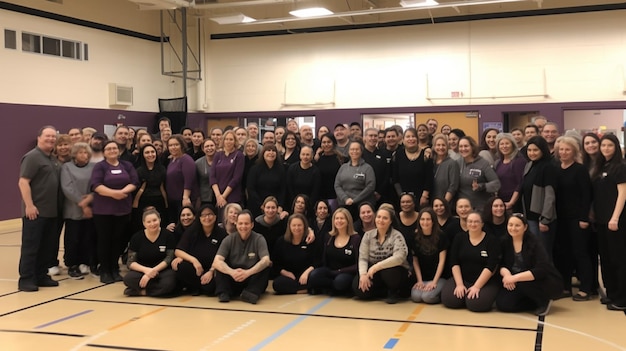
[0,219,624,351]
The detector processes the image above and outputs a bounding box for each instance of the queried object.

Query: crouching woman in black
[353,206,411,304]
[441,212,500,312]
[172,204,227,296]
[123,208,177,296]
[496,214,562,316]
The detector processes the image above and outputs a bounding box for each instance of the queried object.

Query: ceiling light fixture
[400,0,439,7]
[210,13,256,24]
[289,7,334,18]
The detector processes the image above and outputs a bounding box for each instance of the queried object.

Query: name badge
[344,249,352,255]
[480,250,488,257]
[211,238,218,244]
[111,169,122,175]
[248,252,256,259]
[159,245,166,252]
[602,172,608,178]
[300,246,307,249]
[354,173,365,179]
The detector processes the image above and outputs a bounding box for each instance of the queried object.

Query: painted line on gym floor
[383,305,425,349]
[108,306,167,331]
[34,309,93,329]
[248,298,332,351]
[65,296,537,332]
[0,329,85,338]
[276,295,314,309]
[86,343,168,351]
[512,314,626,351]
[200,319,256,350]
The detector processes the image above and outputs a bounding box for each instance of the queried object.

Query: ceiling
[127,0,626,36]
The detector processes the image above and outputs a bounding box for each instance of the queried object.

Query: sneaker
[606,303,626,311]
[48,266,61,276]
[37,276,59,287]
[218,293,230,303]
[79,264,90,275]
[240,290,259,304]
[534,300,553,316]
[384,292,399,304]
[68,266,84,280]
[90,265,100,277]
[112,271,123,282]
[124,287,141,297]
[100,273,115,284]
[572,292,590,301]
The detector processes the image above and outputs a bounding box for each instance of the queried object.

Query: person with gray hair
[61,142,96,279]
[494,133,527,211]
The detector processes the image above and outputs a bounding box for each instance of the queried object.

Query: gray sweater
[433,157,460,200]
[334,158,376,206]
[60,161,95,220]
[358,228,410,274]
[456,156,500,210]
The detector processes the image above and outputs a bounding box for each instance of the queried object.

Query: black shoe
[601,296,612,305]
[240,290,259,304]
[124,287,141,297]
[37,276,59,287]
[607,303,626,311]
[112,271,123,282]
[384,292,399,304]
[534,300,553,316]
[18,283,39,292]
[556,291,572,300]
[218,293,230,303]
[100,273,115,284]
[68,266,84,280]
[90,265,100,277]
[572,292,590,301]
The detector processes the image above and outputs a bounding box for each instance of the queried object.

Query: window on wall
[4,29,16,49]
[16,30,86,60]
[22,32,41,53]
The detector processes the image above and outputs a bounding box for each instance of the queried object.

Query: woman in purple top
[166,135,197,225]
[211,130,244,219]
[494,133,526,211]
[90,140,139,284]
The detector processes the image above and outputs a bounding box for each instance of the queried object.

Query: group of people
[16,115,626,313]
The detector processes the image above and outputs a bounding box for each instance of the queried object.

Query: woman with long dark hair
[132,144,167,233]
[393,127,433,208]
[591,134,626,311]
[247,144,286,217]
[496,213,563,316]
[165,134,197,225]
[172,204,227,296]
[314,134,344,211]
[482,197,509,239]
[411,207,448,304]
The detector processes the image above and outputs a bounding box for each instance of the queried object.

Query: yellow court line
[395,305,425,334]
[108,306,167,331]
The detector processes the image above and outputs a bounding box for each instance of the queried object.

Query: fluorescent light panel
[210,13,256,24]
[289,7,333,18]
[400,0,439,7]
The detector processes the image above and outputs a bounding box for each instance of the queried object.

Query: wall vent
[109,83,133,106]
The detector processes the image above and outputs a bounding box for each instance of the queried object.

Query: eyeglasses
[200,213,216,218]
[400,192,415,196]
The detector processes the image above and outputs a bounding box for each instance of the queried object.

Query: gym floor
[0,219,624,351]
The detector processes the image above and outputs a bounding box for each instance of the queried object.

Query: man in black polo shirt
[18,126,61,292]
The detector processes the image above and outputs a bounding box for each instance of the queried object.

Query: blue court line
[34,309,93,329]
[384,338,399,349]
[249,298,332,351]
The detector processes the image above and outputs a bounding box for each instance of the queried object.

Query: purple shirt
[90,160,139,216]
[166,154,197,201]
[494,155,527,202]
[210,149,244,204]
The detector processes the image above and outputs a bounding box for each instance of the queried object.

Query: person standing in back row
[18,126,62,292]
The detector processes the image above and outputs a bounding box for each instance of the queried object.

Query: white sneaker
[79,264,90,275]
[48,266,61,276]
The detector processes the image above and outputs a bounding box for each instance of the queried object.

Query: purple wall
[4,100,626,220]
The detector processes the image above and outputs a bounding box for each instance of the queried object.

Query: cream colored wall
[203,10,626,112]
[0,0,177,112]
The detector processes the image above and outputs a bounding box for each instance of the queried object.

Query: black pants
[63,219,96,267]
[597,224,626,305]
[496,280,550,312]
[215,268,270,297]
[352,266,410,299]
[273,275,307,294]
[18,217,58,287]
[308,267,355,295]
[175,261,216,295]
[441,279,499,312]
[123,269,177,297]
[554,218,593,294]
[93,214,129,275]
